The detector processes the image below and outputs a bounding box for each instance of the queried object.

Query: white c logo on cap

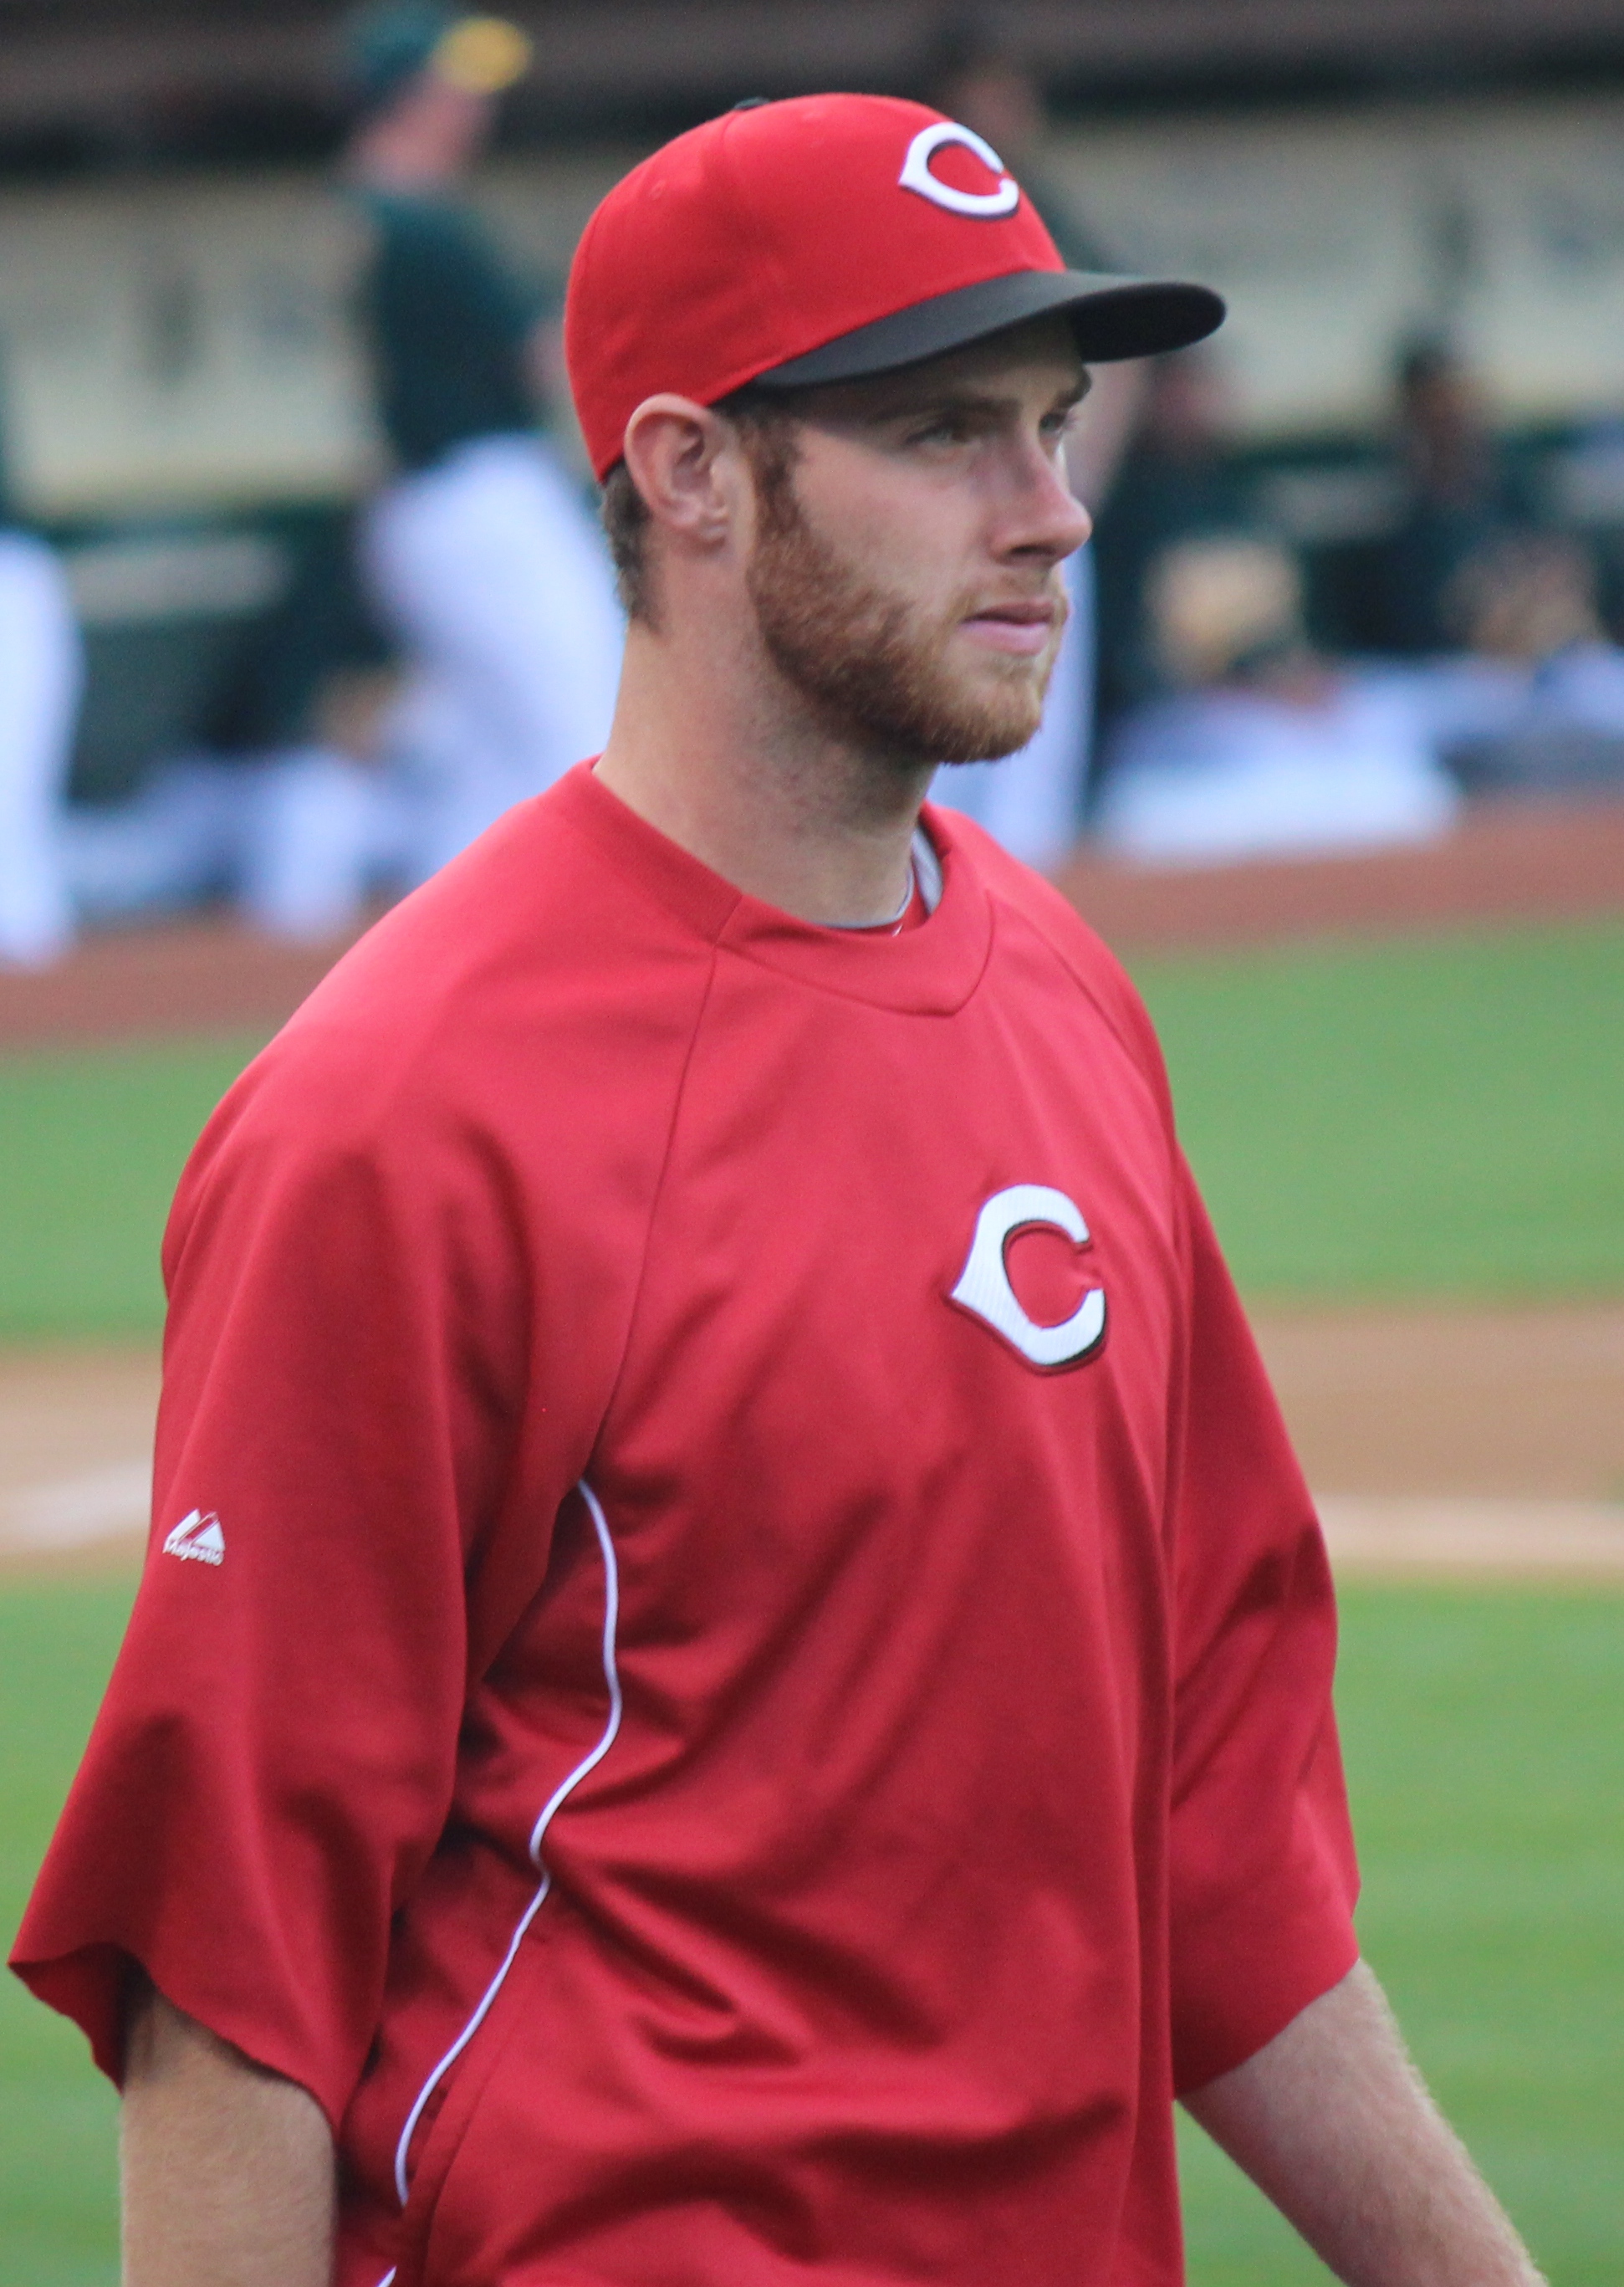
[949,1184,1107,1370]
[899,120,1020,218]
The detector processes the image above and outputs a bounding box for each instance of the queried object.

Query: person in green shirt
[341,4,623,878]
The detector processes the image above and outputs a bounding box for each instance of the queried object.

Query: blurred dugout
[9,9,1624,939]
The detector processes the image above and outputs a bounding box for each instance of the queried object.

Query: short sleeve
[1165,1158,1361,2093]
[8,1040,534,2130]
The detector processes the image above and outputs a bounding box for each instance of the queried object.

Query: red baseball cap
[564,93,1223,481]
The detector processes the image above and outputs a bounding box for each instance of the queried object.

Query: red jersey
[13,765,1357,2286]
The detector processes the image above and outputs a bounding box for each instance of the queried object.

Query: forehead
[781,315,1086,427]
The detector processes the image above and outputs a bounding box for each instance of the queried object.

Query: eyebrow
[819,370,1092,431]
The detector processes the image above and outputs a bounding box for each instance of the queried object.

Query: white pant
[236,749,409,940]
[64,749,411,945]
[0,531,81,964]
[364,434,624,883]
[930,545,1094,872]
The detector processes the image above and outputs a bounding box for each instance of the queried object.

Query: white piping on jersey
[391,1480,623,2209]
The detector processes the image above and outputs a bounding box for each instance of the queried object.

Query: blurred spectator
[1093,535,1458,864]
[1406,532,1624,796]
[205,513,406,937]
[0,377,80,965]
[1091,345,1254,737]
[1364,335,1532,656]
[920,18,1144,867]
[344,3,623,878]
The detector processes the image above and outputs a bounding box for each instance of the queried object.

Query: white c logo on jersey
[949,1184,1107,1370]
[899,120,1021,218]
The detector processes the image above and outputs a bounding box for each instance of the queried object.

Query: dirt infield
[0,1346,158,1577]
[0,915,365,1049]
[3,1303,1621,1581]
[1251,1301,1624,1500]
[1254,1302,1624,1583]
[1054,792,1624,954]
[1,796,1621,1048]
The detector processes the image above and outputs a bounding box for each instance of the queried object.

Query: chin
[944,666,1047,760]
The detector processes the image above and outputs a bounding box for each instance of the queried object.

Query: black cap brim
[753,269,1225,390]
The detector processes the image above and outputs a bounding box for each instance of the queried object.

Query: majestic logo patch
[162,1508,226,1566]
[949,1184,1106,1370]
[899,120,1020,218]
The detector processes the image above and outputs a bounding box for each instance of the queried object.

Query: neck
[594,616,932,928]
[345,105,472,196]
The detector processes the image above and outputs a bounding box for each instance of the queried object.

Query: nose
[1000,432,1092,565]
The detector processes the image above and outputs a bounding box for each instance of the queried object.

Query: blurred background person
[1410,530,1624,797]
[918,16,1146,869]
[1364,334,1535,658]
[65,4,629,945]
[344,2,623,882]
[64,511,407,943]
[1093,532,1458,865]
[204,511,408,939]
[1090,343,1254,750]
[0,370,80,967]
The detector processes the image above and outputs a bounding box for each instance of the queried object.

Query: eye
[906,412,973,447]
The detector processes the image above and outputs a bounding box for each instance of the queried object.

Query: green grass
[3,1580,1620,2284]
[0,1031,270,1338]
[0,1584,130,2286]
[1,923,1620,1336]
[2,924,1620,2274]
[1131,920,1624,1298]
[1177,1586,1624,2285]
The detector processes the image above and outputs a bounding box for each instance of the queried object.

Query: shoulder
[176,772,725,1230]
[929,802,1177,1126]
[365,192,507,289]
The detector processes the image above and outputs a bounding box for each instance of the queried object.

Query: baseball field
[2,893,1621,2284]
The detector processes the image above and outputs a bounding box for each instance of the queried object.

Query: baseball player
[14,97,1544,2287]
[344,4,624,882]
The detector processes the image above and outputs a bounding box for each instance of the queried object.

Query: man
[1366,335,1530,658]
[1089,345,1254,741]
[344,3,623,880]
[13,96,1544,2287]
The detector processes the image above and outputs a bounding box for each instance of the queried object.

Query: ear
[620,394,749,554]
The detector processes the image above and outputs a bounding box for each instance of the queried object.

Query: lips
[960,599,1061,656]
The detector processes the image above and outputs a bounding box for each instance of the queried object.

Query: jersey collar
[554,763,993,1016]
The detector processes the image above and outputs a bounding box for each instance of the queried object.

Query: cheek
[806,465,976,594]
